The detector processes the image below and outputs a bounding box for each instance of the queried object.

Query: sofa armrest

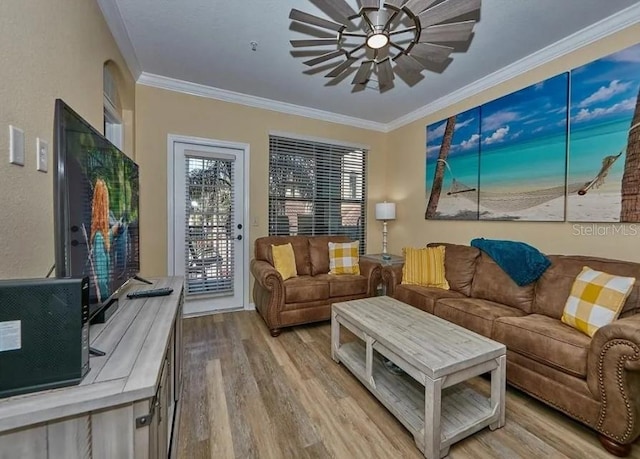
[359,258,382,296]
[250,259,286,332]
[250,259,282,290]
[382,264,403,297]
[587,314,640,444]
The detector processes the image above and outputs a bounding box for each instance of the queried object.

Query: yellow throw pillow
[328,241,360,275]
[401,246,449,289]
[271,243,297,281]
[561,266,635,337]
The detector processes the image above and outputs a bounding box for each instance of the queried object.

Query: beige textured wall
[0,0,135,279]
[387,24,640,262]
[135,85,388,278]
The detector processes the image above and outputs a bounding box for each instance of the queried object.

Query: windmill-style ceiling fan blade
[418,0,481,28]
[394,53,426,73]
[403,0,438,15]
[315,0,359,20]
[420,20,475,43]
[377,58,395,88]
[409,42,454,62]
[290,9,346,32]
[352,61,374,84]
[358,0,380,9]
[290,39,339,48]
[303,49,346,66]
[326,57,358,78]
[383,0,409,10]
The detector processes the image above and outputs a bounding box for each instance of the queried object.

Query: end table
[360,253,404,295]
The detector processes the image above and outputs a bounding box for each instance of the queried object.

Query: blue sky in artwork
[426,73,569,159]
[479,73,568,151]
[570,43,640,125]
[426,108,480,159]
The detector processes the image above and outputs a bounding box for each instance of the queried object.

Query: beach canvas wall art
[478,73,569,221]
[425,108,480,220]
[567,43,640,222]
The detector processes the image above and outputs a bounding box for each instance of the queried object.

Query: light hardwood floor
[176,311,639,459]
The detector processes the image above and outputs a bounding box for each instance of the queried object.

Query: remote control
[127,287,174,299]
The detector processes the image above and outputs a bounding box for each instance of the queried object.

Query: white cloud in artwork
[459,133,480,150]
[482,111,519,130]
[428,117,476,141]
[607,45,640,64]
[573,97,635,123]
[534,82,545,91]
[427,122,447,140]
[483,126,510,145]
[533,126,545,133]
[455,118,475,129]
[578,80,631,108]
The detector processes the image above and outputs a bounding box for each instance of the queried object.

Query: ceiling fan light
[367,33,389,49]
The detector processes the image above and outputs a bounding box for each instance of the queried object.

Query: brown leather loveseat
[251,235,381,337]
[383,242,640,456]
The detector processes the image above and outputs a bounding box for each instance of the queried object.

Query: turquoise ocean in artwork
[426,118,630,195]
[568,118,629,187]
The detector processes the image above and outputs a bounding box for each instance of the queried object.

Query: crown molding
[97,0,142,79]
[137,73,388,132]
[386,3,640,131]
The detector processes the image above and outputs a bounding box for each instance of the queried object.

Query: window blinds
[268,135,367,252]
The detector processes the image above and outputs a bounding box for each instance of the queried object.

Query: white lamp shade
[375,202,396,221]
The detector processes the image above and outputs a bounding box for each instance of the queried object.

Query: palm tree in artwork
[425,115,456,219]
[620,86,640,222]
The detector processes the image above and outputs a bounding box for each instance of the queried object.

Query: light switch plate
[36,138,48,172]
[9,125,25,166]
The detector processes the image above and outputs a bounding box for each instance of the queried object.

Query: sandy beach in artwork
[431,186,622,222]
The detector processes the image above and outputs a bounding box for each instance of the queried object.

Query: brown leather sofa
[383,243,640,456]
[251,235,382,337]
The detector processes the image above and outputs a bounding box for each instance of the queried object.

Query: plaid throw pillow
[328,241,360,275]
[561,266,635,337]
[401,246,449,289]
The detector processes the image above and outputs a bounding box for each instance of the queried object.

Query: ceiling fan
[289,0,481,92]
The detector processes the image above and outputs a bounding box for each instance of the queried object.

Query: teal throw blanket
[470,238,551,286]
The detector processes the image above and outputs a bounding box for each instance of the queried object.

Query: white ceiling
[101,0,640,128]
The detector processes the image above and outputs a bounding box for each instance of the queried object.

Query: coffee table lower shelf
[336,341,495,457]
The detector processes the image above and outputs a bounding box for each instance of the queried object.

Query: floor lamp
[375,202,396,259]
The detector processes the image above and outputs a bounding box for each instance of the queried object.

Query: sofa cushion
[394,284,465,314]
[283,276,329,303]
[492,314,590,378]
[428,242,480,296]
[309,236,351,275]
[255,236,311,275]
[470,252,535,313]
[534,254,640,319]
[434,298,526,338]
[315,274,368,297]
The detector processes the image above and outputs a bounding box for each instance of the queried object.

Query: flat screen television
[53,99,140,320]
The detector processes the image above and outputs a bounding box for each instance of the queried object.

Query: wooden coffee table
[331,296,506,459]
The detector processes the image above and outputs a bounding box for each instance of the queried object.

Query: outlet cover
[36,138,48,172]
[9,125,25,166]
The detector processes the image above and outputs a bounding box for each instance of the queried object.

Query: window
[103,64,123,149]
[268,135,367,252]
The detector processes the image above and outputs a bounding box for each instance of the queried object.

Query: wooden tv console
[0,276,184,459]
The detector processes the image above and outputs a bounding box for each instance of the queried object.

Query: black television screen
[53,99,140,318]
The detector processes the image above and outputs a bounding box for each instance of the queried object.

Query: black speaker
[0,277,90,398]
